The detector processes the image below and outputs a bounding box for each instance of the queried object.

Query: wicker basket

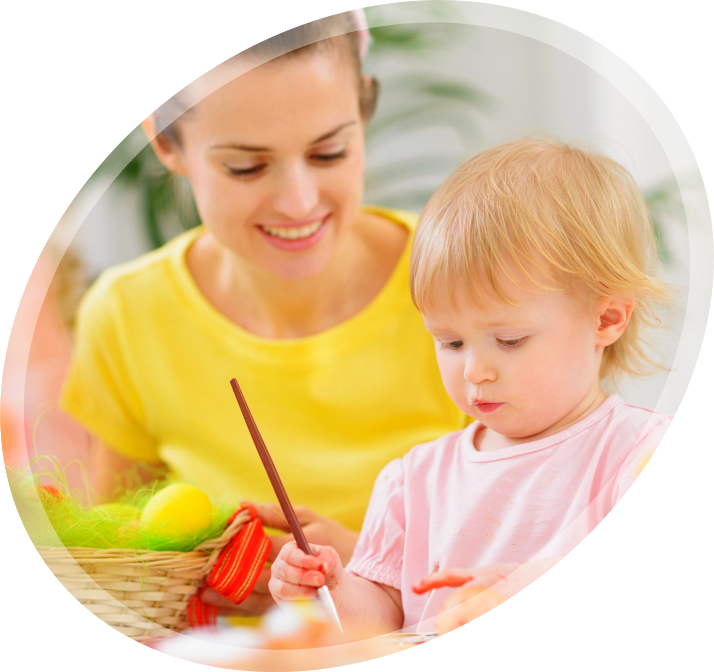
[36,508,251,641]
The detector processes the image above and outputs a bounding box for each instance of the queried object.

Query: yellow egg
[93,503,141,521]
[140,484,215,536]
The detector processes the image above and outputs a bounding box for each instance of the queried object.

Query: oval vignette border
[0,0,714,669]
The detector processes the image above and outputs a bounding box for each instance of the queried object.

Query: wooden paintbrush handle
[230,378,313,557]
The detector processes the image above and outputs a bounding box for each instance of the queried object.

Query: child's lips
[472,401,504,414]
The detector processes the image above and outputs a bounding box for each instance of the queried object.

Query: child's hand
[412,564,520,634]
[269,541,343,602]
[412,562,523,594]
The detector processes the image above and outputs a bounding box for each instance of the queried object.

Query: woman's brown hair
[154,11,377,146]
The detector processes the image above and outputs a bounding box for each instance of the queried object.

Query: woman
[60,11,466,617]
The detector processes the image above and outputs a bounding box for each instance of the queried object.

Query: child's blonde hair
[410,138,674,384]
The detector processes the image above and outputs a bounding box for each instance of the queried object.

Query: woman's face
[170,51,366,281]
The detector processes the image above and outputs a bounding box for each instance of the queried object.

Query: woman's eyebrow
[210,121,357,153]
[311,121,357,144]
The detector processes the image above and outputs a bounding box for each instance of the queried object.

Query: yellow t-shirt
[60,207,467,531]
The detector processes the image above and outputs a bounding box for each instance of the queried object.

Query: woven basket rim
[34,508,256,641]
[35,507,251,574]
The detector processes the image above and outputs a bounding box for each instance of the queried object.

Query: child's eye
[311,150,347,164]
[439,340,464,351]
[497,337,528,348]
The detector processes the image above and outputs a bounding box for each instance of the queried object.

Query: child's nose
[271,163,320,220]
[463,354,497,385]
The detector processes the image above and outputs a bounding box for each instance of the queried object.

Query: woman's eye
[312,150,347,164]
[227,165,265,177]
[440,340,464,351]
[497,337,528,348]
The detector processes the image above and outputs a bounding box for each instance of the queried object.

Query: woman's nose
[271,163,319,220]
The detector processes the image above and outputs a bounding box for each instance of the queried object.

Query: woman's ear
[595,296,635,347]
[140,115,188,176]
[359,75,379,122]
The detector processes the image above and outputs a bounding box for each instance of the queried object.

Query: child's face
[423,275,612,444]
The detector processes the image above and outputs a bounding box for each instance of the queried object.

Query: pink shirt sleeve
[345,458,406,590]
[611,414,672,505]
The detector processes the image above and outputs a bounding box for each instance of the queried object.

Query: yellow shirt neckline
[166,206,416,354]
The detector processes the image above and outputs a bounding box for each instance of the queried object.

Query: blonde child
[268,139,674,633]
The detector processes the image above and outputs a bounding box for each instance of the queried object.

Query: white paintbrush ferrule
[317,585,343,632]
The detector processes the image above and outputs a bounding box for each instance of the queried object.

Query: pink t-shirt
[346,395,671,631]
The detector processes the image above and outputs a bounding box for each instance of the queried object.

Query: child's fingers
[416,564,517,594]
[271,555,326,588]
[313,544,340,567]
[268,575,324,601]
[412,568,477,594]
[270,542,343,600]
[278,542,328,571]
[268,541,345,602]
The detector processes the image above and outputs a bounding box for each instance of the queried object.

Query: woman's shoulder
[85,228,200,304]
[77,228,202,330]
[355,206,413,260]
[361,205,419,234]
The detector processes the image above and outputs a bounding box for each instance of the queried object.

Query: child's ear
[140,115,188,176]
[595,296,634,346]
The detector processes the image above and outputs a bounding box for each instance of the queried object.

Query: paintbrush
[229,378,343,632]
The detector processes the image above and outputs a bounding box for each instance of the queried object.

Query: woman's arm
[246,501,359,565]
[89,437,164,503]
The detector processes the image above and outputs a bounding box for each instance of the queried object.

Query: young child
[268,139,674,633]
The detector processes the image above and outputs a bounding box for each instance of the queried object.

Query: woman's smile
[256,214,330,251]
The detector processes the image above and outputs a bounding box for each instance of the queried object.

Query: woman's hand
[200,568,275,616]
[248,501,359,566]
[90,437,166,504]
[199,502,358,617]
[269,541,343,603]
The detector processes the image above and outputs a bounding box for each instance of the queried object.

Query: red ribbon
[187,504,271,627]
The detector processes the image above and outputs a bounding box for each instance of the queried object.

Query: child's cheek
[442,361,471,411]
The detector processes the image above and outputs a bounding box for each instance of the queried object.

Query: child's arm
[270,541,404,633]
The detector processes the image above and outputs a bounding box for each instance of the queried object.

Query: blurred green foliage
[643,178,687,264]
[88,3,685,264]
